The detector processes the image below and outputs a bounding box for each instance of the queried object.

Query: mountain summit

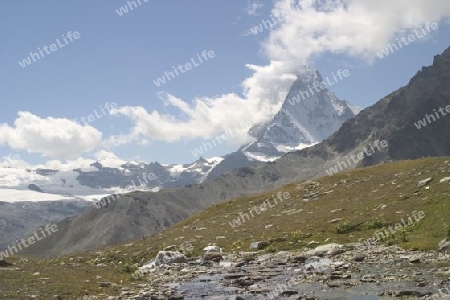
[240,67,361,161]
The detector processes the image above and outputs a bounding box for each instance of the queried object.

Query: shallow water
[170,273,415,299]
[169,260,438,299]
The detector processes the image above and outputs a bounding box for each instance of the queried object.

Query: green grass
[1,156,450,299]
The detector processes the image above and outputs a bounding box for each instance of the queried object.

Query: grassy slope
[148,156,450,255]
[1,157,450,299]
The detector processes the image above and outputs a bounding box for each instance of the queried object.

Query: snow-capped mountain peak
[240,66,361,160]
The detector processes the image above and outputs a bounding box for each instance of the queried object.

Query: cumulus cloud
[94,150,126,168]
[0,150,127,173]
[0,111,102,159]
[39,150,125,171]
[108,0,450,145]
[0,154,28,168]
[265,0,450,62]
[41,157,97,172]
[108,62,297,145]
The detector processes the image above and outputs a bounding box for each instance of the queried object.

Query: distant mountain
[74,156,225,191]
[0,157,224,247]
[205,67,361,178]
[239,67,361,161]
[0,157,225,202]
[24,46,450,258]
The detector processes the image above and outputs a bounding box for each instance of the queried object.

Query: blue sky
[1,0,450,167]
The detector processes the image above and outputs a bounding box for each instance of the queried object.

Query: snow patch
[0,188,76,203]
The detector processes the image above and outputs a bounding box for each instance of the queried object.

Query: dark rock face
[206,152,259,181]
[35,169,57,176]
[326,47,450,164]
[27,184,44,193]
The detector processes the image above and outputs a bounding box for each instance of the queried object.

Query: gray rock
[307,241,320,248]
[202,251,223,262]
[249,241,270,250]
[440,177,450,183]
[353,254,366,262]
[306,243,344,256]
[418,177,433,187]
[361,274,377,282]
[409,256,421,263]
[141,251,188,269]
[203,245,221,252]
[304,256,332,274]
[328,218,344,223]
[438,240,450,252]
[168,296,184,300]
[27,184,44,193]
[98,282,111,288]
[163,245,178,251]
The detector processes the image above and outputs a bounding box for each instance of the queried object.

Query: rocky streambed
[115,243,450,299]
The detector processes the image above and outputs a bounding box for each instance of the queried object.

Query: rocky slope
[0,200,91,250]
[130,245,449,299]
[23,46,450,257]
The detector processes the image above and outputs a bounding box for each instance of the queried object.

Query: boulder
[140,251,188,270]
[203,251,224,262]
[440,177,450,183]
[438,238,450,252]
[203,245,221,253]
[418,177,433,187]
[163,245,178,251]
[0,259,12,267]
[306,243,345,256]
[304,256,332,274]
[439,237,448,248]
[409,256,421,264]
[353,253,366,262]
[249,241,270,250]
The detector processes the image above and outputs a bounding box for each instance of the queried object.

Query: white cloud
[105,0,450,145]
[94,150,126,168]
[40,150,125,171]
[0,154,28,169]
[108,61,297,145]
[244,0,265,16]
[0,111,102,159]
[41,157,96,172]
[265,0,450,62]
[0,150,127,173]
[110,80,280,147]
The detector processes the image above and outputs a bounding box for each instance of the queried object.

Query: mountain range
[12,46,450,257]
[0,67,359,250]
